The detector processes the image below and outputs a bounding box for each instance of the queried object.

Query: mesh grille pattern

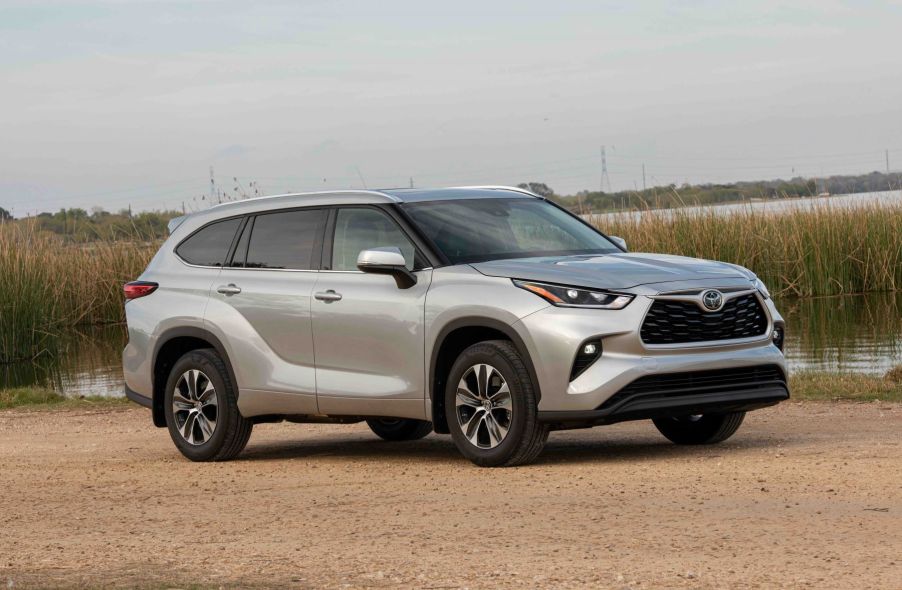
[641,293,767,344]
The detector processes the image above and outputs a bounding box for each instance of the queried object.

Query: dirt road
[1,402,900,589]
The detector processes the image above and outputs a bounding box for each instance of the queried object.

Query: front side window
[176,218,242,267]
[245,209,327,270]
[402,198,619,264]
[331,208,416,271]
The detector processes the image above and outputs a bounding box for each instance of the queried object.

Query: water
[1,292,899,399]
[0,324,127,398]
[583,189,902,223]
[778,292,902,375]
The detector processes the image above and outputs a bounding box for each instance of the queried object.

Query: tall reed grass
[0,221,157,362]
[0,203,900,362]
[593,202,902,298]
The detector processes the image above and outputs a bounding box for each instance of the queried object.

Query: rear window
[175,218,241,267]
[245,209,327,270]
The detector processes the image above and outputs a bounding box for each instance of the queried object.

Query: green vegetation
[1,189,901,361]
[0,386,128,409]
[20,207,180,242]
[0,220,158,362]
[789,367,902,402]
[594,203,902,297]
[534,170,902,213]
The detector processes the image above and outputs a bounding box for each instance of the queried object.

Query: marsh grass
[0,221,157,362]
[0,386,129,409]
[790,368,902,402]
[1,202,901,362]
[594,202,902,297]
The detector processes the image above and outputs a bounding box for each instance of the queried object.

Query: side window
[245,209,327,270]
[331,208,416,271]
[176,218,242,267]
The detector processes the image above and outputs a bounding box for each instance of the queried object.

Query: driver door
[311,206,433,419]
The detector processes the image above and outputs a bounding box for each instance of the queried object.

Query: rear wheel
[445,340,548,467]
[164,349,252,461]
[366,418,433,441]
[652,411,745,445]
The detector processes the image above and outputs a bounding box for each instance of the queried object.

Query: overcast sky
[2,0,901,214]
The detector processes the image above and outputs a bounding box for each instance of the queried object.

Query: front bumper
[514,291,788,413]
[537,372,788,429]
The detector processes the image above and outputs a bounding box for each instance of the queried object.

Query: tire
[366,418,433,441]
[445,340,548,467]
[163,348,253,461]
[652,411,746,445]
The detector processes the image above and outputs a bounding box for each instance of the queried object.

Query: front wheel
[445,340,548,467]
[366,418,433,441]
[652,412,745,445]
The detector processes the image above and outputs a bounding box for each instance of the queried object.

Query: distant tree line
[1,207,182,241]
[521,170,902,213]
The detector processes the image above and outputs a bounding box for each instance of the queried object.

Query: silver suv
[123,186,788,467]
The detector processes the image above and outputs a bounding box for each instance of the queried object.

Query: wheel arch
[429,317,540,434]
[151,327,238,428]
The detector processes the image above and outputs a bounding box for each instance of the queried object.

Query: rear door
[311,206,433,419]
[206,207,328,414]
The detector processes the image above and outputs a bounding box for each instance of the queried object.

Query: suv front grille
[598,364,786,411]
[640,293,767,345]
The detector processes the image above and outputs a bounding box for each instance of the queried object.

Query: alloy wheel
[455,363,513,449]
[172,369,218,445]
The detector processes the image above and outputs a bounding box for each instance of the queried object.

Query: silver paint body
[123,187,786,420]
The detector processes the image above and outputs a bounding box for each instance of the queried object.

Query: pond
[1,291,900,399]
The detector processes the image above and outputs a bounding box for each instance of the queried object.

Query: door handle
[314,290,342,303]
[216,284,242,296]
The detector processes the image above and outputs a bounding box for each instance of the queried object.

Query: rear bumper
[125,385,153,409]
[538,384,789,429]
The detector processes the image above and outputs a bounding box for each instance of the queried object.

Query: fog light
[772,327,785,352]
[570,339,602,381]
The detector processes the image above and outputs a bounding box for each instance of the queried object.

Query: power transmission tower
[600,146,611,193]
[887,149,890,173]
[642,163,647,191]
[409,177,414,188]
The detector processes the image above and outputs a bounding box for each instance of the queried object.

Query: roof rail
[450,185,544,199]
[208,188,402,209]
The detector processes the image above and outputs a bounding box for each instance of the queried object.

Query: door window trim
[218,206,329,272]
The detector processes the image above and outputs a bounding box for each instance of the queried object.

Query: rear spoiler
[167,215,187,234]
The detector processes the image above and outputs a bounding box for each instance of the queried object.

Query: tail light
[124,281,158,300]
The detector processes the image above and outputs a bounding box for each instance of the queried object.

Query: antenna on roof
[355,166,368,189]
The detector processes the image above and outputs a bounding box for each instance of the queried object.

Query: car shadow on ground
[236,428,796,466]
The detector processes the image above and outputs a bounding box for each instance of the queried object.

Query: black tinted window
[176,218,241,267]
[246,209,326,270]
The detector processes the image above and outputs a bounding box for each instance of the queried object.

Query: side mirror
[357,247,417,289]
[609,236,627,251]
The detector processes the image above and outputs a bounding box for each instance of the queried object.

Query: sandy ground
[0,402,900,590]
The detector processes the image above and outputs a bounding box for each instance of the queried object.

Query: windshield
[402,198,620,264]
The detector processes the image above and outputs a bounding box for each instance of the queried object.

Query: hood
[470,253,754,290]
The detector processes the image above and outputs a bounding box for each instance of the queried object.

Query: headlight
[752,277,770,299]
[514,280,633,309]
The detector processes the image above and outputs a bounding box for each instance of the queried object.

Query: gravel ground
[0,401,900,589]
